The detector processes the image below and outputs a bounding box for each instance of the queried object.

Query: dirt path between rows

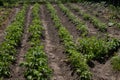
[0,8,20,44]
[41,5,77,80]
[54,5,79,41]
[7,6,32,80]
[91,60,120,80]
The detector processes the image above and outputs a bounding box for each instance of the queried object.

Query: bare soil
[40,5,78,80]
[6,6,32,80]
[91,60,120,80]
[107,27,120,39]
[0,8,20,44]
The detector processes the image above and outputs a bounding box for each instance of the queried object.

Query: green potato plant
[21,3,52,80]
[0,4,27,78]
[46,2,92,80]
[58,3,88,36]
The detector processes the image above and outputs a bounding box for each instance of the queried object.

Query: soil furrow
[0,8,20,44]
[54,5,79,41]
[8,6,32,80]
[91,59,120,80]
[41,5,77,80]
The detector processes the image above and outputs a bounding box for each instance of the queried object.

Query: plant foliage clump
[77,37,120,61]
[111,55,120,71]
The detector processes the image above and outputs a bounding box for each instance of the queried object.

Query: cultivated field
[0,2,120,80]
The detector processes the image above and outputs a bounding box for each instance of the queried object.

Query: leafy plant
[21,3,52,80]
[46,2,91,79]
[22,46,52,80]
[58,3,88,36]
[0,4,27,78]
[68,4,107,32]
[77,37,120,60]
[111,55,120,71]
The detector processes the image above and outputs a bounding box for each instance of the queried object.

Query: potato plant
[77,37,120,61]
[21,3,52,80]
[0,4,27,78]
[111,55,120,71]
[46,2,92,80]
[68,4,107,32]
[58,3,88,36]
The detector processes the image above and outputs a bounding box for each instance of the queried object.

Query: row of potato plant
[79,3,120,29]
[21,3,52,80]
[0,4,27,78]
[68,4,120,71]
[68,3,107,32]
[58,3,88,37]
[77,37,120,61]
[79,1,120,71]
[79,2,120,29]
[46,2,92,80]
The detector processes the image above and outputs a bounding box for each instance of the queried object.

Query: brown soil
[6,6,32,80]
[91,60,120,80]
[54,5,79,41]
[0,8,20,44]
[107,27,120,39]
[40,5,78,80]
